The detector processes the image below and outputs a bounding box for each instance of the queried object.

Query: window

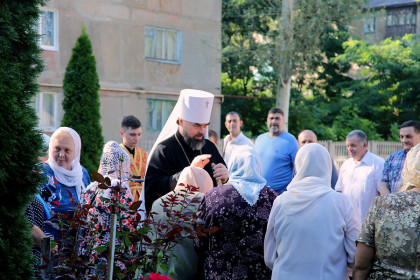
[364,17,375,33]
[32,92,59,131]
[37,8,58,51]
[146,99,176,131]
[145,26,181,63]
[386,7,416,38]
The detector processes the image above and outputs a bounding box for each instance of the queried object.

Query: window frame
[38,7,59,51]
[364,17,376,33]
[144,26,182,64]
[146,99,176,131]
[32,91,59,132]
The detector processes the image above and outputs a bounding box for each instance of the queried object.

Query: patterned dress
[357,191,420,279]
[194,185,277,280]
[79,141,137,279]
[39,162,91,242]
[25,196,47,264]
[79,182,136,278]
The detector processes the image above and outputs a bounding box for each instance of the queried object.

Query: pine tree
[0,1,45,278]
[62,26,104,175]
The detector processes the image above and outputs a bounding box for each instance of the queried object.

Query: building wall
[37,0,222,148]
[350,5,420,44]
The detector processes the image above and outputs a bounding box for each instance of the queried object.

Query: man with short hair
[145,89,228,211]
[208,129,219,146]
[222,111,253,165]
[380,120,420,194]
[120,115,148,202]
[298,130,338,189]
[254,108,299,194]
[336,130,384,222]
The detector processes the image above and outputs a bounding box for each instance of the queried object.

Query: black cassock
[145,130,226,211]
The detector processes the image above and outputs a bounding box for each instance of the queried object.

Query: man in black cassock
[144,90,228,211]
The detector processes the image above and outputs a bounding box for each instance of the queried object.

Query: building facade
[35,0,222,151]
[351,0,420,44]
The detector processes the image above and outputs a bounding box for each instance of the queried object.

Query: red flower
[147,273,174,280]
[52,200,60,207]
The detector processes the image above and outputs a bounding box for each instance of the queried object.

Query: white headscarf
[228,146,267,206]
[93,141,133,200]
[47,127,85,200]
[400,144,420,191]
[278,143,333,215]
[175,166,213,194]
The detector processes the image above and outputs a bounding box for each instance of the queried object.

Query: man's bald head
[298,130,318,148]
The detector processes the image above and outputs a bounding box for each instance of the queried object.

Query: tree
[62,26,104,175]
[0,1,45,278]
[334,34,420,139]
[262,0,364,129]
[220,73,274,138]
[222,0,364,130]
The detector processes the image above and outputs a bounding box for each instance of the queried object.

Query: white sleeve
[335,168,344,192]
[343,196,361,264]
[264,203,278,270]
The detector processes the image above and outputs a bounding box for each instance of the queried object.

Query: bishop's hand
[191,154,212,168]
[211,163,228,185]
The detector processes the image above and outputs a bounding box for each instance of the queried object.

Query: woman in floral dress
[353,144,420,279]
[80,141,136,278]
[194,146,277,279]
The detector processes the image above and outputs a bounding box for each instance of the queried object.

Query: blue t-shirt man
[254,108,299,194]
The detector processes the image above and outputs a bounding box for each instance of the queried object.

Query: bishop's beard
[184,134,205,151]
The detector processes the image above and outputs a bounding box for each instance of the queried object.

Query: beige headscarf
[175,166,213,194]
[399,144,420,192]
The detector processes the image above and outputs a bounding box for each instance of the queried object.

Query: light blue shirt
[254,132,299,193]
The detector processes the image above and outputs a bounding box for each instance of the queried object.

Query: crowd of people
[27,89,419,279]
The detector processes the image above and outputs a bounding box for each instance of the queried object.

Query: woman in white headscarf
[39,127,91,242]
[80,141,136,279]
[194,145,277,279]
[149,166,213,280]
[353,144,420,280]
[264,143,361,280]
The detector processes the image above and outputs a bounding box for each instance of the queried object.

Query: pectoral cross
[205,101,209,108]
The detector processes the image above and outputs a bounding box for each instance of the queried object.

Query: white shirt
[223,132,253,166]
[264,191,361,280]
[336,151,384,222]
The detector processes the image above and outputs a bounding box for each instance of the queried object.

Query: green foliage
[62,26,104,175]
[220,73,275,138]
[0,0,45,278]
[334,34,420,139]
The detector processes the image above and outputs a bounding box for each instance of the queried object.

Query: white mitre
[150,89,214,154]
[179,89,214,124]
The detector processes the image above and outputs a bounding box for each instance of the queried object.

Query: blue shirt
[254,132,299,194]
[40,162,91,241]
[381,149,406,193]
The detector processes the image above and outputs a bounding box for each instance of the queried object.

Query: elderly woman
[194,145,277,279]
[81,141,135,278]
[264,143,361,280]
[40,127,91,243]
[353,144,420,280]
[149,166,213,280]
